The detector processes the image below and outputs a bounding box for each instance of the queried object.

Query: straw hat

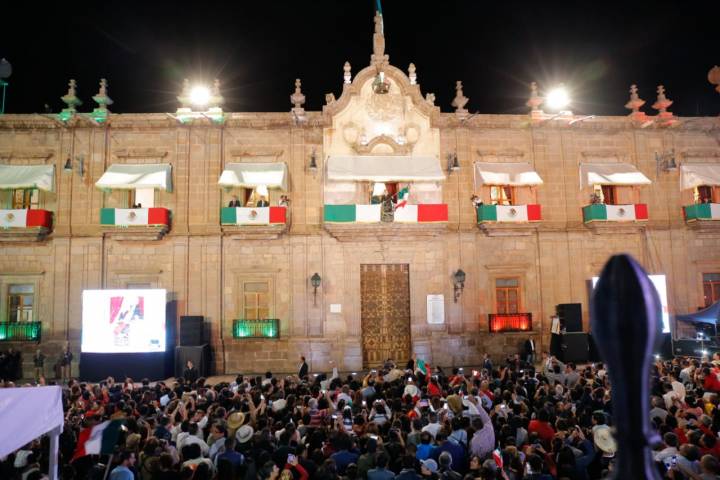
[227,411,246,435]
[236,424,254,444]
[446,394,463,414]
[593,425,617,455]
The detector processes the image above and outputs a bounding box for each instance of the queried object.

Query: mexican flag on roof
[72,420,124,460]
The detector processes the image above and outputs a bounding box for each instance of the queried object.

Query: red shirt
[703,374,720,393]
[528,420,556,447]
[427,383,442,397]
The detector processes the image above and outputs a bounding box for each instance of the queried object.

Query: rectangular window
[703,273,720,307]
[696,186,719,204]
[243,281,270,320]
[8,284,34,322]
[490,186,514,206]
[11,189,39,209]
[495,277,520,314]
[600,185,616,205]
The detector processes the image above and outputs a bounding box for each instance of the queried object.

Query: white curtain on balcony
[680,164,720,189]
[0,164,55,192]
[95,164,173,191]
[474,162,543,188]
[218,162,288,190]
[327,156,445,182]
[579,163,651,188]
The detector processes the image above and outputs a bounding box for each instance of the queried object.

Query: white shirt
[422,422,441,439]
[671,380,686,402]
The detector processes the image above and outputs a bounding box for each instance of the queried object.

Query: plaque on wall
[427,294,445,324]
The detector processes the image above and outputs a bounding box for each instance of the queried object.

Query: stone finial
[209,79,224,108]
[425,93,436,106]
[290,78,306,110]
[325,93,336,105]
[178,79,192,108]
[92,78,114,111]
[60,79,82,111]
[526,82,543,112]
[624,84,645,113]
[371,11,389,66]
[451,80,469,117]
[591,254,664,480]
[652,85,673,114]
[408,63,417,85]
[343,61,352,84]
[708,65,720,94]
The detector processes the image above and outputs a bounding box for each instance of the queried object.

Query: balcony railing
[324,204,448,223]
[489,313,532,333]
[100,207,171,227]
[684,203,720,222]
[477,204,542,223]
[221,206,287,225]
[582,203,648,223]
[232,319,279,339]
[0,322,42,342]
[0,209,53,230]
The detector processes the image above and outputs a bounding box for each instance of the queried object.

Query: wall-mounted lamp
[310,272,322,306]
[447,152,460,173]
[63,156,84,176]
[309,148,318,174]
[655,149,677,176]
[453,269,466,303]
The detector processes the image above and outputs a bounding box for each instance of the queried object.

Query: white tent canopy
[474,162,543,188]
[680,164,720,190]
[95,164,173,191]
[579,163,651,188]
[327,156,445,182]
[218,162,288,190]
[0,164,55,192]
[0,386,63,479]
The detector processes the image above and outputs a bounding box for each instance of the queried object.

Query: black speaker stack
[557,303,582,332]
[176,316,210,377]
[555,303,590,363]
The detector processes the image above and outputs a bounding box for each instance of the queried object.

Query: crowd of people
[3,351,720,480]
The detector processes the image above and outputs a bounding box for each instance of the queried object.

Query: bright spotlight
[546,85,570,110]
[189,85,211,107]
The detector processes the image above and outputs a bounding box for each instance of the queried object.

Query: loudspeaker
[180,316,204,346]
[588,334,601,362]
[557,303,582,332]
[175,344,211,378]
[560,332,589,363]
[550,333,563,358]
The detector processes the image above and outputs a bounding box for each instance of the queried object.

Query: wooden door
[361,264,411,368]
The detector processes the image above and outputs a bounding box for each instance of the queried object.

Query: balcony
[582,203,648,233]
[684,203,720,231]
[489,313,532,333]
[232,319,279,339]
[0,209,53,242]
[323,203,448,241]
[477,204,541,236]
[220,206,288,239]
[0,322,42,342]
[99,207,171,240]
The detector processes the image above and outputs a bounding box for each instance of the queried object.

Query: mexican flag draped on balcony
[583,204,648,221]
[0,209,53,229]
[221,207,287,225]
[324,204,448,223]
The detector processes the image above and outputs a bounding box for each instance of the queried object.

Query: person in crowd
[60,342,73,382]
[109,451,136,480]
[183,360,199,385]
[33,348,45,382]
[298,355,309,380]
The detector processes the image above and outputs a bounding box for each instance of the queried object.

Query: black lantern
[309,148,318,173]
[311,273,321,306]
[453,269,466,303]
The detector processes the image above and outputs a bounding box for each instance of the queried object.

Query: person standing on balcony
[60,342,73,382]
[228,195,242,207]
[33,348,45,381]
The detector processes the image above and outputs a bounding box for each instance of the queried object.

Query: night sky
[1,0,719,116]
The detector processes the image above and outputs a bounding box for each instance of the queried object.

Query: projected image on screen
[82,289,166,353]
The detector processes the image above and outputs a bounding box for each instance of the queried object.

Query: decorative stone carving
[408,63,417,85]
[451,81,469,118]
[352,134,414,155]
[290,78,306,116]
[652,85,676,126]
[371,12,389,66]
[624,84,648,124]
[344,62,352,84]
[366,91,403,121]
[425,93,436,106]
[92,79,113,111]
[325,93,336,105]
[526,82,543,112]
[60,79,82,111]
[709,66,720,94]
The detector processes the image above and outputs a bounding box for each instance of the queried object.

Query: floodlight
[546,85,570,110]
[189,85,211,107]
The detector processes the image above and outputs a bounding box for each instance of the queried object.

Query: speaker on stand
[557,303,583,333]
[180,316,204,346]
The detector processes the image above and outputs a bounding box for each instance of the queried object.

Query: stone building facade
[1,17,720,378]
